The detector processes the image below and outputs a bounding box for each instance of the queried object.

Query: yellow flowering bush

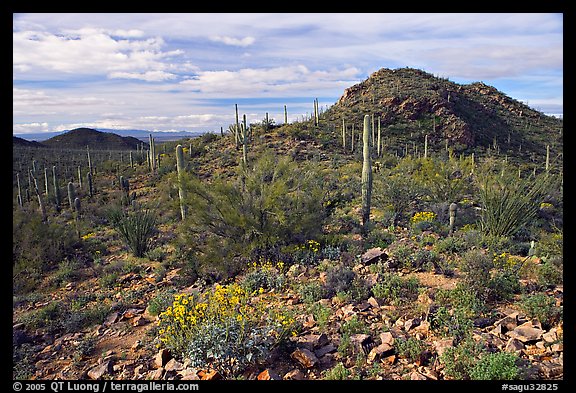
[242,259,287,293]
[492,252,522,272]
[411,211,436,224]
[157,282,297,378]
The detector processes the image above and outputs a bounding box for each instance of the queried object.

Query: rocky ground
[13,245,564,381]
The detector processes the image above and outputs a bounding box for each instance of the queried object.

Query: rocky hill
[41,128,145,150]
[322,67,562,160]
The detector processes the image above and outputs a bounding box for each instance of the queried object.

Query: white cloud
[180,65,361,97]
[210,35,255,47]
[13,28,187,82]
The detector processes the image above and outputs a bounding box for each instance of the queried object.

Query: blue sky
[13,13,563,135]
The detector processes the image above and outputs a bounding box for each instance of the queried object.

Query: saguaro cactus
[284,105,288,124]
[361,115,373,230]
[67,181,76,211]
[16,172,23,208]
[87,171,93,198]
[53,166,61,211]
[176,144,187,220]
[449,202,457,235]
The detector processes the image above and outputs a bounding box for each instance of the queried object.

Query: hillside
[12,67,564,383]
[41,128,146,150]
[13,136,46,149]
[322,67,562,162]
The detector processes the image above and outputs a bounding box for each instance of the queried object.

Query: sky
[13,13,563,136]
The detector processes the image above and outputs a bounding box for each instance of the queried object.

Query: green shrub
[322,362,352,380]
[308,302,332,332]
[241,260,287,293]
[396,337,428,363]
[441,338,485,380]
[519,293,560,329]
[372,273,420,305]
[470,352,520,380]
[324,265,355,297]
[147,289,178,316]
[537,261,563,287]
[297,281,327,304]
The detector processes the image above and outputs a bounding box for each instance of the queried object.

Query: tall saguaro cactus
[449,202,457,235]
[52,166,61,211]
[361,115,373,230]
[176,144,187,220]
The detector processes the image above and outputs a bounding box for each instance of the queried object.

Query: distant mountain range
[13,128,204,151]
[13,128,203,143]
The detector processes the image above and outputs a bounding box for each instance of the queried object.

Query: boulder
[361,248,388,265]
[291,348,318,369]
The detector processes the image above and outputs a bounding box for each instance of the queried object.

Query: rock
[164,358,184,372]
[131,315,147,327]
[433,338,454,358]
[314,343,337,358]
[367,343,394,363]
[103,312,119,327]
[410,371,427,380]
[284,369,306,380]
[350,334,374,354]
[154,349,172,368]
[198,369,222,380]
[149,368,164,380]
[87,360,114,380]
[367,296,384,308]
[257,369,282,380]
[380,332,395,346]
[542,329,558,343]
[294,333,330,350]
[538,359,563,379]
[178,368,200,380]
[507,322,544,343]
[131,340,142,351]
[504,338,525,353]
[494,312,519,332]
[361,247,388,265]
[291,348,318,369]
[404,318,421,331]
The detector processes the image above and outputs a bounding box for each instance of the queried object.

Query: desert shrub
[470,352,520,380]
[241,259,287,293]
[460,249,492,301]
[13,210,78,294]
[396,337,429,363]
[519,293,560,329]
[534,230,563,260]
[308,302,332,332]
[176,152,332,279]
[107,206,157,258]
[339,315,369,336]
[435,236,467,255]
[157,283,296,379]
[322,362,352,380]
[371,273,420,305]
[324,265,356,297]
[487,271,521,302]
[431,306,475,345]
[147,288,178,317]
[441,338,485,380]
[537,261,563,287]
[410,211,437,233]
[297,281,327,304]
[373,168,423,226]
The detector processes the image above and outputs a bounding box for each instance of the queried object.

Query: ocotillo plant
[361,115,373,231]
[449,202,457,235]
[176,144,187,220]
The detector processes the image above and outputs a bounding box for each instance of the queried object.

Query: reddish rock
[291,348,318,369]
[257,369,282,380]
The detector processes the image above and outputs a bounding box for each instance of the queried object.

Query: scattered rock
[404,317,421,331]
[87,360,114,380]
[164,358,184,372]
[154,349,172,368]
[410,371,427,380]
[507,322,545,343]
[257,369,282,380]
[284,369,306,380]
[367,343,394,363]
[314,343,337,358]
[291,348,318,369]
[505,337,525,353]
[433,338,454,358]
[361,248,388,265]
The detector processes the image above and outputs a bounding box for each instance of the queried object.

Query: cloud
[180,65,361,97]
[210,35,255,47]
[13,28,187,82]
